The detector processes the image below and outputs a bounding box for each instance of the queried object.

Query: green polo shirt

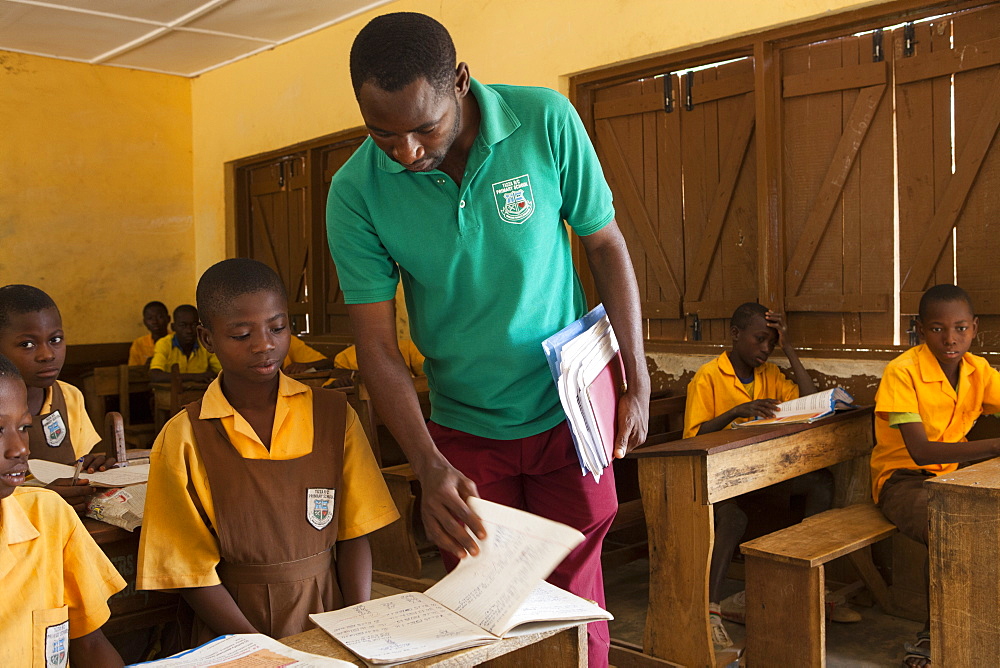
[327,79,614,438]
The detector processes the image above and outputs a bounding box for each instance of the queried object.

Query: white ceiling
[0,0,395,77]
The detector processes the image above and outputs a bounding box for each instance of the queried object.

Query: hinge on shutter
[907,318,919,346]
[690,314,702,341]
[663,73,674,113]
[278,162,285,188]
[873,29,884,63]
[684,71,695,111]
[903,22,916,57]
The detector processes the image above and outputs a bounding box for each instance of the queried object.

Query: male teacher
[326,13,649,665]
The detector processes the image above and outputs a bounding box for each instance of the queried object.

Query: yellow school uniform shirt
[0,487,126,666]
[683,352,800,438]
[137,372,399,591]
[334,340,426,377]
[870,344,1000,502]
[44,381,101,458]
[282,336,328,369]
[149,335,222,375]
[127,333,157,366]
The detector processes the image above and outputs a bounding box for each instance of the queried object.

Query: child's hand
[81,453,116,473]
[765,310,789,348]
[47,478,95,514]
[733,399,780,420]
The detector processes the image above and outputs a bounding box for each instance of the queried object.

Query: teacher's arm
[346,300,486,559]
[579,219,651,457]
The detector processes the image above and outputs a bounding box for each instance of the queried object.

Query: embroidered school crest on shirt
[306,488,335,530]
[45,620,69,668]
[41,411,66,447]
[492,174,535,224]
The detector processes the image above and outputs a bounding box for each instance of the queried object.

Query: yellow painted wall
[191,0,893,275]
[0,51,194,345]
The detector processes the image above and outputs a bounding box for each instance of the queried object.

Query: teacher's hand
[614,389,649,458]
[418,461,486,559]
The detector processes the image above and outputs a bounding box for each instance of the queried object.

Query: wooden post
[745,556,825,667]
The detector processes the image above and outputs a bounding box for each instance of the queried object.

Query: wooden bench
[740,503,898,667]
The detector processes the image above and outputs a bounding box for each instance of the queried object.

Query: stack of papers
[28,460,150,487]
[129,633,354,667]
[542,304,625,481]
[735,388,856,427]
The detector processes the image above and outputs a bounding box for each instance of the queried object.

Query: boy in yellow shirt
[148,304,222,384]
[683,302,836,649]
[0,285,113,514]
[334,339,426,378]
[138,259,399,643]
[0,353,126,667]
[871,284,1000,667]
[127,301,170,366]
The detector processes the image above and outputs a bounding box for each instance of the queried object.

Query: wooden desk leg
[745,556,824,667]
[639,456,714,667]
[479,625,586,668]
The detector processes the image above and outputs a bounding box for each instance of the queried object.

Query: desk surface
[632,406,874,458]
[282,625,586,667]
[83,517,133,544]
[927,456,1000,490]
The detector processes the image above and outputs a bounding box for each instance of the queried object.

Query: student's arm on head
[69,629,123,668]
[178,585,257,636]
[578,221,651,457]
[765,310,816,396]
[337,536,372,606]
[346,300,484,559]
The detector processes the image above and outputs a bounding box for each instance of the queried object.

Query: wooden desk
[84,519,179,638]
[926,457,1000,666]
[151,380,209,430]
[631,407,874,667]
[282,624,586,667]
[81,365,150,432]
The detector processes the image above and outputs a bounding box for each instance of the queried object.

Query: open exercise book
[130,633,354,667]
[310,498,613,665]
[542,303,626,482]
[735,387,856,427]
[27,459,149,487]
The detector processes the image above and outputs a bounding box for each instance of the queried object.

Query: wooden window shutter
[780,33,895,345]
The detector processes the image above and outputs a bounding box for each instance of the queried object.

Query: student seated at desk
[0,354,127,667]
[683,302,839,650]
[333,339,426,377]
[137,259,399,643]
[128,300,170,366]
[0,284,113,514]
[148,304,221,384]
[871,284,1000,667]
[282,336,336,374]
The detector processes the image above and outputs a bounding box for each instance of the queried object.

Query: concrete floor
[602,557,924,667]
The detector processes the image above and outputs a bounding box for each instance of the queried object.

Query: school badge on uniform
[45,620,69,668]
[41,411,66,447]
[307,488,335,530]
[492,174,535,224]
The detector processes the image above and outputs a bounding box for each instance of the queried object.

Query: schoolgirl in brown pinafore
[184,387,347,641]
[26,382,78,464]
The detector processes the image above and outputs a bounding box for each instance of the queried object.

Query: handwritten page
[503,581,612,634]
[28,460,149,487]
[424,498,584,636]
[308,593,493,665]
[131,633,355,667]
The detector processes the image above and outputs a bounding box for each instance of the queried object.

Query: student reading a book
[128,300,170,366]
[137,259,399,643]
[326,13,650,666]
[683,302,840,650]
[0,353,127,667]
[871,284,1000,667]
[0,284,112,514]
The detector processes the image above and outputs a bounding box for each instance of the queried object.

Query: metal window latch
[278,162,285,188]
[684,71,694,111]
[663,72,674,113]
[903,22,916,57]
[907,318,919,346]
[690,313,702,341]
[873,29,884,62]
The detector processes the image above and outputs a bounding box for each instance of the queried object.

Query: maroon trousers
[428,420,618,668]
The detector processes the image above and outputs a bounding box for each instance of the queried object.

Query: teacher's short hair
[350,12,457,96]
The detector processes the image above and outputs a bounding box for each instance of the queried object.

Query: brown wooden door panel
[781,33,895,345]
[320,138,366,335]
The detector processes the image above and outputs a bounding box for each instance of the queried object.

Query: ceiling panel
[0,3,156,60]
[104,28,265,75]
[49,0,209,23]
